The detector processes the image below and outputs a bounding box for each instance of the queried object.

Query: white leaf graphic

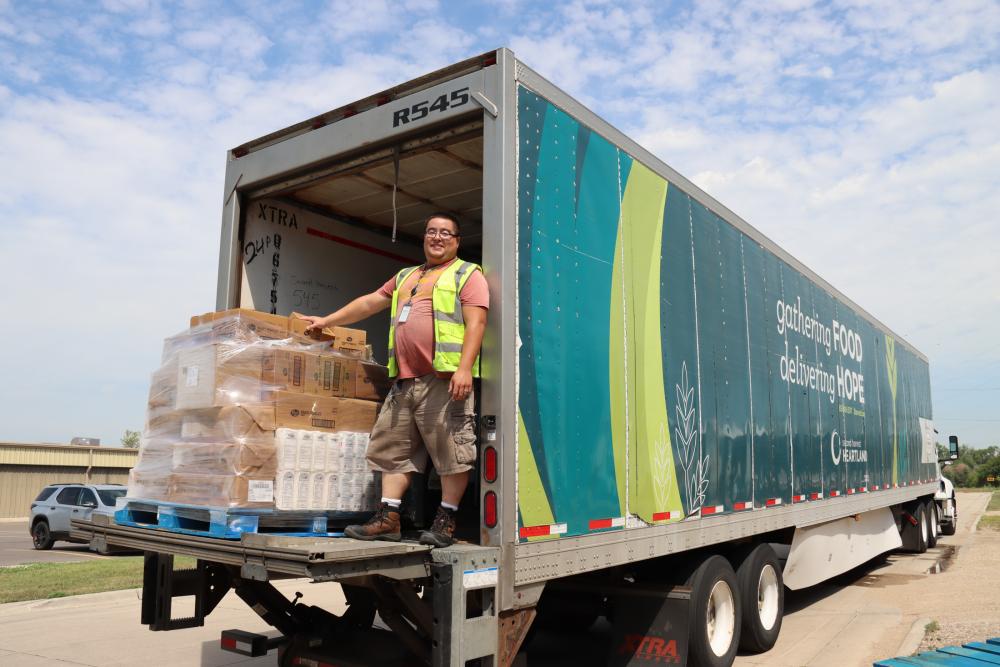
[674,361,710,515]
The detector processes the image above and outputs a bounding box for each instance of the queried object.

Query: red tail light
[484,491,497,528]
[483,446,497,483]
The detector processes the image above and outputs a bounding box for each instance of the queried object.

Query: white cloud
[1,0,998,446]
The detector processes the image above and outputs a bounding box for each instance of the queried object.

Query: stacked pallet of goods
[128,309,390,512]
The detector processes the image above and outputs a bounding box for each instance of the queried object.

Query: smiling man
[300,213,488,547]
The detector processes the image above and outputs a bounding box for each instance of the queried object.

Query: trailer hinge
[472,91,499,118]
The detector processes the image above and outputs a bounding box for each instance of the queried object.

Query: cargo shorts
[366,374,477,476]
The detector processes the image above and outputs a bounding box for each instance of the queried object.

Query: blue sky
[1,0,998,447]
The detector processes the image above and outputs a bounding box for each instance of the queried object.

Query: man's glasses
[424,229,458,239]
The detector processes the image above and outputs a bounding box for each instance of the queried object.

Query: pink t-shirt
[378,258,489,379]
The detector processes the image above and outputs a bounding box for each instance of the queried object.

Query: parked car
[30,483,127,551]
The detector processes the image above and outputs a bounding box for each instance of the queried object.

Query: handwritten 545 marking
[392,87,470,127]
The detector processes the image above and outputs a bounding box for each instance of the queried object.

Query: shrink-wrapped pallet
[127,311,387,509]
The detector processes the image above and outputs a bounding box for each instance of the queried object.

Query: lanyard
[399,264,439,324]
[404,263,443,306]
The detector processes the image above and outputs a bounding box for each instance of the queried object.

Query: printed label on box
[247,479,274,503]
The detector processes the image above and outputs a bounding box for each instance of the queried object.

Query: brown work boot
[419,505,457,548]
[344,502,401,541]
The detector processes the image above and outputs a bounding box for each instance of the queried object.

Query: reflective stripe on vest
[387,259,482,378]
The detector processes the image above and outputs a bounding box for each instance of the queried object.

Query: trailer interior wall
[237,118,486,361]
[510,62,937,584]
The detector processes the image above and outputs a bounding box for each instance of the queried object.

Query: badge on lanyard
[399,264,429,325]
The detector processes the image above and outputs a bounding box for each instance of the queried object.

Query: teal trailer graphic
[515,87,936,542]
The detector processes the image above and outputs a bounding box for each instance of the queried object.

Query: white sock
[441,501,459,511]
[382,497,402,508]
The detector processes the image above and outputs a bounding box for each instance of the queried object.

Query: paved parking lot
[0,520,112,566]
[1,493,993,665]
[0,578,342,666]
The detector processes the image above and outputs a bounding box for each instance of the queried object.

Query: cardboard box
[133,439,173,473]
[267,391,379,432]
[351,361,391,401]
[193,309,289,341]
[145,407,182,440]
[262,349,308,393]
[301,356,388,400]
[288,312,336,342]
[176,344,261,409]
[127,469,171,502]
[331,326,366,346]
[171,441,277,477]
[161,329,215,364]
[171,405,274,443]
[192,309,341,344]
[148,362,177,409]
[306,354,351,397]
[167,473,274,507]
[331,340,369,358]
[174,344,311,409]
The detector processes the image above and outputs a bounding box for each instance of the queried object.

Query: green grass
[988,491,1000,512]
[977,515,1000,531]
[0,556,195,604]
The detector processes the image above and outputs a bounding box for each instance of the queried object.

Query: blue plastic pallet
[875,638,1000,666]
[115,498,369,539]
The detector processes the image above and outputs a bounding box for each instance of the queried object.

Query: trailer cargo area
[71,49,949,667]
[237,111,490,539]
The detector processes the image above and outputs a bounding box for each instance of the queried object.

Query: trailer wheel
[918,502,930,550]
[687,555,741,667]
[735,544,783,653]
[940,495,957,536]
[901,502,928,553]
[926,502,938,548]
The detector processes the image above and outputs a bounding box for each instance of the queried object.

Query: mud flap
[607,585,690,666]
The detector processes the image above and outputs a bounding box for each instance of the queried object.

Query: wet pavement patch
[925,545,959,574]
[854,572,924,588]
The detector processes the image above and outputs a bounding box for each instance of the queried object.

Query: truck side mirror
[948,435,959,460]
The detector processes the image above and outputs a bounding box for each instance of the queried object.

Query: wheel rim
[706,579,736,656]
[757,564,780,631]
[932,507,939,539]
[920,509,928,543]
[33,524,47,546]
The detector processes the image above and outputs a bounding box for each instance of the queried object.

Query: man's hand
[297,314,327,334]
[449,369,473,401]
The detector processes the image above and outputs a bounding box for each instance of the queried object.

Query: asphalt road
[0,520,114,566]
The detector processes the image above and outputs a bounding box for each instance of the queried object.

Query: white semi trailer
[73,49,954,667]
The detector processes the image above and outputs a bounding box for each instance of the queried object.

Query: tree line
[938,444,1000,487]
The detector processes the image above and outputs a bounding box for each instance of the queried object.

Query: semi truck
[73,48,950,666]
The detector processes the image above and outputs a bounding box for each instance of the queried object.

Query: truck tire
[687,555,741,667]
[940,495,957,535]
[32,520,54,550]
[926,502,938,548]
[901,502,928,553]
[735,544,783,653]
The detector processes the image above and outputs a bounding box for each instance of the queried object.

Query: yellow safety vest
[387,259,482,378]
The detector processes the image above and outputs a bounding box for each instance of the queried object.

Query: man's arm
[300,291,392,333]
[448,305,487,401]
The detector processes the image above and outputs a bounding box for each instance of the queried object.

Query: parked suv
[30,483,127,551]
